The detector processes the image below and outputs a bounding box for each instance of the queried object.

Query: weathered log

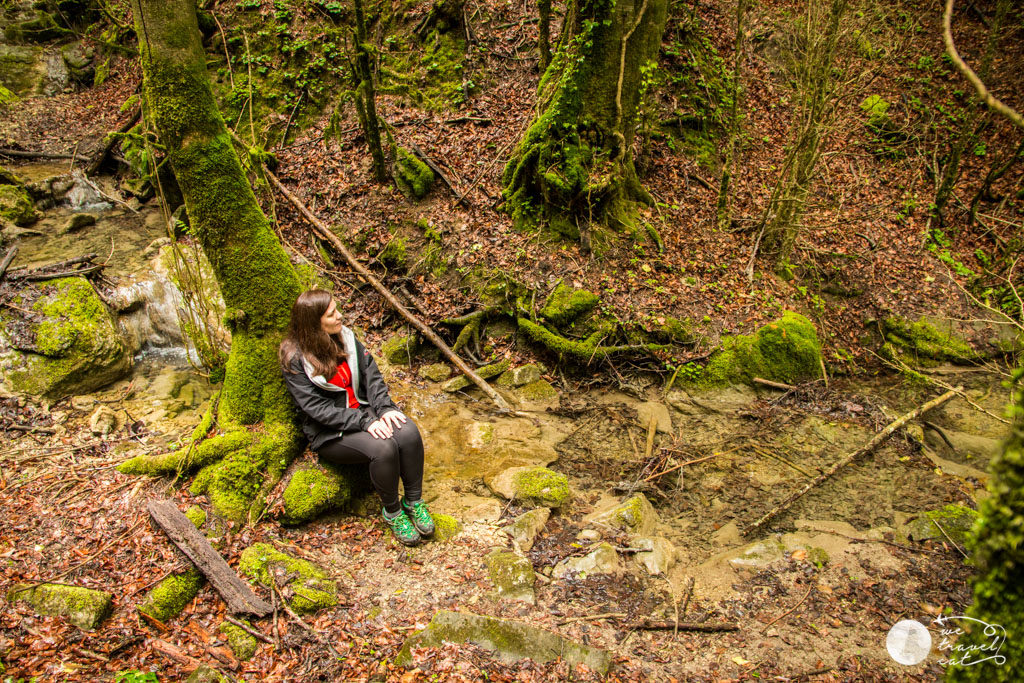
[0,148,88,162]
[147,500,272,616]
[742,388,960,536]
[0,246,18,283]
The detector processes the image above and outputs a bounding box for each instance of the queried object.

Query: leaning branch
[256,158,516,413]
[742,388,960,537]
[942,0,1024,132]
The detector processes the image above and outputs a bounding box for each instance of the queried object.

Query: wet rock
[666,385,756,416]
[923,425,1000,462]
[497,364,542,388]
[418,362,451,382]
[509,508,550,552]
[443,358,510,392]
[636,401,672,434]
[514,379,559,403]
[280,465,353,525]
[88,405,118,435]
[8,583,112,630]
[396,610,611,674]
[0,184,37,226]
[632,536,677,576]
[485,549,536,604]
[588,494,658,536]
[466,421,494,449]
[553,542,622,578]
[219,619,258,661]
[238,543,337,614]
[727,538,786,571]
[61,212,95,234]
[0,277,131,398]
[904,504,979,547]
[486,466,570,508]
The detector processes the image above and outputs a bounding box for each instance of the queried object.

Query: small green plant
[115,672,159,683]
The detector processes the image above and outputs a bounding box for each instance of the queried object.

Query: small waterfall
[64,171,112,211]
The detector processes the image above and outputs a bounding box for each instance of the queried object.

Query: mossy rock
[881,316,978,366]
[61,212,95,234]
[487,466,570,508]
[432,513,462,542]
[510,508,550,552]
[185,505,207,529]
[590,494,658,536]
[515,379,558,402]
[0,277,131,398]
[219,619,258,661]
[395,610,611,674]
[281,465,353,525]
[905,504,980,547]
[3,11,70,44]
[859,95,891,132]
[697,311,822,387]
[238,543,337,614]
[0,184,37,226]
[442,358,511,392]
[496,364,542,388]
[418,362,452,382]
[138,569,204,623]
[378,236,408,270]
[394,147,435,199]
[540,282,600,328]
[0,84,18,107]
[484,550,536,603]
[8,583,112,630]
[0,166,23,186]
[381,333,416,365]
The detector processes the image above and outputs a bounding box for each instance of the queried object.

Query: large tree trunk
[123,0,303,522]
[502,0,668,248]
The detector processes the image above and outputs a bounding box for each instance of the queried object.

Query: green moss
[485,550,535,601]
[698,311,822,387]
[381,333,416,365]
[513,467,570,508]
[881,317,978,366]
[138,569,204,623]
[394,147,434,199]
[378,29,467,109]
[442,358,510,392]
[8,583,112,630]
[516,379,558,401]
[0,85,18,107]
[418,363,452,382]
[281,466,352,525]
[906,504,980,547]
[238,543,337,614]
[518,317,665,363]
[3,11,69,43]
[859,95,890,131]
[0,184,36,226]
[185,506,207,529]
[219,620,258,661]
[0,166,23,186]
[378,236,408,269]
[540,283,600,327]
[432,513,461,541]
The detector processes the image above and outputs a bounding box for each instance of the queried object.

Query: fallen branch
[558,612,626,625]
[762,584,814,631]
[932,518,968,558]
[0,148,89,162]
[0,246,17,282]
[753,377,796,391]
[269,578,341,660]
[257,158,517,413]
[88,108,141,176]
[225,615,275,645]
[742,388,960,536]
[6,254,99,280]
[150,638,202,668]
[622,620,738,632]
[641,451,727,483]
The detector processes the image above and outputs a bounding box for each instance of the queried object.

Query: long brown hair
[279,289,347,376]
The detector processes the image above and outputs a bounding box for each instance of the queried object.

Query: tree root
[517,318,667,363]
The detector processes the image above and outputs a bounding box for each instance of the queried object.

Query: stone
[497,364,542,388]
[70,395,94,411]
[8,583,112,630]
[727,538,786,571]
[396,610,611,675]
[464,500,503,523]
[485,550,536,604]
[381,333,416,365]
[61,211,96,233]
[0,277,131,398]
[238,543,337,614]
[904,505,980,547]
[280,465,352,525]
[0,184,37,226]
[712,521,743,547]
[418,362,452,382]
[466,421,495,449]
[138,569,204,623]
[443,358,511,392]
[186,665,228,683]
[219,620,258,661]
[589,494,658,536]
[515,379,558,402]
[632,536,677,576]
[636,401,672,434]
[486,466,571,508]
[576,528,601,542]
[509,508,550,552]
[88,405,118,435]
[553,542,622,579]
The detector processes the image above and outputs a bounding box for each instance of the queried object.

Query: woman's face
[320,299,343,335]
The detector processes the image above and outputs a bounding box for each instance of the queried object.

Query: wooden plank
[147,500,272,616]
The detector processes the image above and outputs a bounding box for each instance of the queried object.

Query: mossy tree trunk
[716,0,748,231]
[125,0,303,522]
[354,0,388,182]
[538,0,552,70]
[502,0,668,250]
[759,0,848,269]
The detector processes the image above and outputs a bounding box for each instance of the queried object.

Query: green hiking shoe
[402,498,435,536]
[382,507,421,546]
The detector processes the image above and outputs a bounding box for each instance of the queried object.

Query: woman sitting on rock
[278,289,433,546]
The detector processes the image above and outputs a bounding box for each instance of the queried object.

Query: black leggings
[314,408,424,510]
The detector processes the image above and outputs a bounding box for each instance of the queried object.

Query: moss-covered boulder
[432,513,462,542]
[496,364,542,388]
[281,464,353,525]
[589,494,658,536]
[61,212,96,234]
[515,379,558,402]
[219,619,258,661]
[138,569,204,623]
[238,543,337,614]
[396,610,611,674]
[698,311,822,386]
[185,505,207,528]
[881,316,978,366]
[3,11,70,44]
[0,277,131,398]
[381,333,416,365]
[442,358,510,392]
[8,583,112,630]
[485,550,536,604]
[510,508,550,552]
[905,504,980,547]
[486,466,570,508]
[394,147,434,199]
[418,362,452,382]
[0,184,37,226]
[540,282,599,328]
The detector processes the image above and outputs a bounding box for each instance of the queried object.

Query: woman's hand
[367,419,393,439]
[380,410,407,431]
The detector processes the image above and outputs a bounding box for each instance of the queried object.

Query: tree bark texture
[354,0,388,182]
[129,0,303,521]
[716,0,748,231]
[502,0,668,243]
[538,0,552,70]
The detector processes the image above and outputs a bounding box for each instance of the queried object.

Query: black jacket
[281,330,400,451]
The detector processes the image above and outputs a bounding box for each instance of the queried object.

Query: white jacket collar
[300,326,361,395]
